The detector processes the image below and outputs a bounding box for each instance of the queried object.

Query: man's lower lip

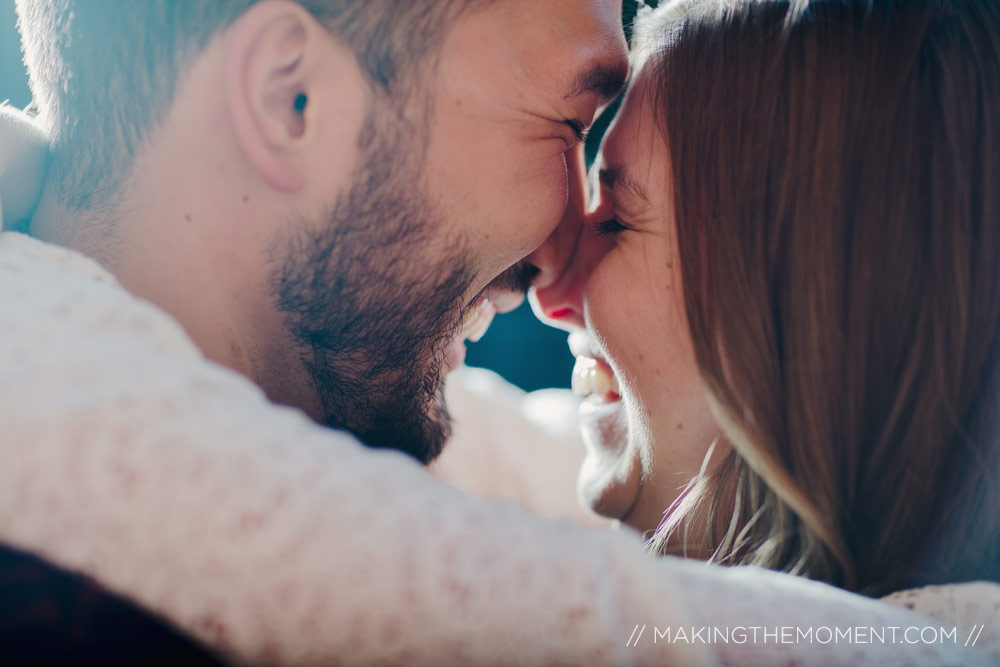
[444,337,466,373]
[484,285,527,315]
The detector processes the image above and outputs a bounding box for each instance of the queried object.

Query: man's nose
[527,148,612,330]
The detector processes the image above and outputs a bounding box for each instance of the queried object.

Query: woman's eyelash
[595,217,629,236]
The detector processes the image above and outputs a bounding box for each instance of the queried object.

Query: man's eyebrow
[565,60,629,102]
[598,165,648,203]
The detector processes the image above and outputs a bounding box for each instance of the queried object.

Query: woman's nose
[527,149,613,330]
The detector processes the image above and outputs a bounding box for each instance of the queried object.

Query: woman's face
[530,67,727,537]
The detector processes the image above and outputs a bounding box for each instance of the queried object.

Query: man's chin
[421,387,453,463]
[339,383,453,466]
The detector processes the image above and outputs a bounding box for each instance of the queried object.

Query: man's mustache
[485,260,539,296]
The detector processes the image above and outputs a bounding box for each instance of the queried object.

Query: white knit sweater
[0,231,993,666]
[435,368,1000,664]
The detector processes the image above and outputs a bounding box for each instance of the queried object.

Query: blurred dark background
[0,0,650,392]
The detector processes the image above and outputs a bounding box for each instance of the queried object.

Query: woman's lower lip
[578,395,627,455]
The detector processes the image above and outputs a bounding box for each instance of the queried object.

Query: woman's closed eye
[595,216,631,236]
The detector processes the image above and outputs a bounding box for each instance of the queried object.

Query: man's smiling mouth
[444,289,526,374]
[461,296,497,342]
[444,259,535,373]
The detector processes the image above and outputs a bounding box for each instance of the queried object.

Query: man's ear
[223,1,329,193]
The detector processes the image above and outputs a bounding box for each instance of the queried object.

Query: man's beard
[271,109,475,464]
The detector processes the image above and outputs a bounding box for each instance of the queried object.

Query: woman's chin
[576,396,642,521]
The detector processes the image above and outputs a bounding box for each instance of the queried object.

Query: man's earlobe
[224,2,316,193]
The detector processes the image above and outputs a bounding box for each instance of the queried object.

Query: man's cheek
[509,150,573,255]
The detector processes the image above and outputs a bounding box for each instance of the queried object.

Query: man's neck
[29,179,256,379]
[30,185,116,268]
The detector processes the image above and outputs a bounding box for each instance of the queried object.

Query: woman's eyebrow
[598,164,649,203]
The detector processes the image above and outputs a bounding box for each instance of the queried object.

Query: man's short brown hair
[16,0,487,209]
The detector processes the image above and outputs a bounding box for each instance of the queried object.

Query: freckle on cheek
[677,423,684,430]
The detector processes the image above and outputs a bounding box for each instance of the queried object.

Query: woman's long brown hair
[643,0,1000,595]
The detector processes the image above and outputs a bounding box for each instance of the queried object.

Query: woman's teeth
[461,298,496,342]
[571,357,621,400]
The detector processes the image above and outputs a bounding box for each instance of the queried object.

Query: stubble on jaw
[270,102,476,464]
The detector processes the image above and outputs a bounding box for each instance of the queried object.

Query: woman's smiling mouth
[568,329,621,401]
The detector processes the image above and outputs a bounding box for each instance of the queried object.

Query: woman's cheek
[583,258,632,361]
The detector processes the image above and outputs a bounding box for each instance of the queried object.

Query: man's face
[272,0,627,463]
[426,0,628,301]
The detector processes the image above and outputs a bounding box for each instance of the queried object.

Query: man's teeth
[462,298,496,342]
[571,357,621,399]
